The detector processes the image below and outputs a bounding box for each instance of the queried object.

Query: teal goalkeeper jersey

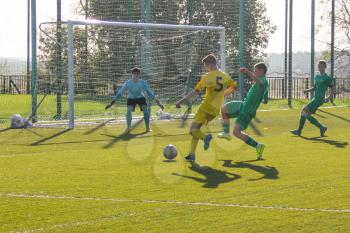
[113,79,155,101]
[241,76,269,117]
[314,73,333,101]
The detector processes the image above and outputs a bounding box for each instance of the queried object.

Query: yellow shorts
[193,109,216,125]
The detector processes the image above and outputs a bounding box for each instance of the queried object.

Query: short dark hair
[131,67,141,74]
[255,62,268,74]
[318,60,327,67]
[202,54,217,65]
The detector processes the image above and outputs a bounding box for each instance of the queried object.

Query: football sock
[190,137,199,155]
[143,108,150,129]
[191,128,205,140]
[245,136,258,148]
[126,107,132,128]
[298,115,306,131]
[307,115,323,129]
[222,119,230,134]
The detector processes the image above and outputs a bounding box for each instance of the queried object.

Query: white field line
[10,212,137,233]
[32,104,350,127]
[1,192,350,214]
[258,104,349,112]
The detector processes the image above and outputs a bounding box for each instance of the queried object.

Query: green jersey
[241,76,269,117]
[314,73,333,100]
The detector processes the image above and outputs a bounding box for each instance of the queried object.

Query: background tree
[320,0,350,76]
[39,0,275,97]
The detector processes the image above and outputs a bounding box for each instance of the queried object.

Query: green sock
[307,116,323,129]
[245,136,258,148]
[222,120,230,134]
[298,116,306,131]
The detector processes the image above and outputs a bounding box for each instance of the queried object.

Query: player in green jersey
[291,60,334,137]
[218,63,269,160]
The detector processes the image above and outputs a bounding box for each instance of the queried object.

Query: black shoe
[290,129,301,136]
[320,126,327,137]
[185,154,195,162]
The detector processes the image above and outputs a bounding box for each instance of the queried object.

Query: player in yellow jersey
[176,54,237,162]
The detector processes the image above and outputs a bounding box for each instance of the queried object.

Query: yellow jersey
[195,70,237,116]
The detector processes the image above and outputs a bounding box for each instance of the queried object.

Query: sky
[0,0,330,58]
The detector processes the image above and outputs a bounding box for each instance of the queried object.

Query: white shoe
[217,132,232,141]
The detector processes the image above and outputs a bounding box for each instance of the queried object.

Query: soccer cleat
[320,126,327,137]
[146,128,152,133]
[290,129,301,136]
[256,144,265,160]
[185,154,195,162]
[204,134,213,151]
[217,132,232,141]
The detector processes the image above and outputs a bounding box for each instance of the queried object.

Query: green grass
[1,94,349,125]
[1,105,350,232]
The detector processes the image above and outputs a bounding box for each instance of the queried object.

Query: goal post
[67,19,226,129]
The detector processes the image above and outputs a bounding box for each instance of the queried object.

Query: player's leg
[235,117,265,159]
[291,106,309,136]
[141,104,151,132]
[218,101,241,140]
[185,122,203,161]
[190,120,213,151]
[291,102,327,136]
[185,111,214,161]
[126,105,134,132]
[306,111,327,137]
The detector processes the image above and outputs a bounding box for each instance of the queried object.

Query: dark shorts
[307,98,324,114]
[127,97,147,111]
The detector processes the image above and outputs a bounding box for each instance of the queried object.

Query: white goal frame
[67,19,226,129]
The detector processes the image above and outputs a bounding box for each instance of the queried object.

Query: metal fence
[1,75,349,100]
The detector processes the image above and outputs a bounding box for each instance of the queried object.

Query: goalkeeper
[105,67,163,133]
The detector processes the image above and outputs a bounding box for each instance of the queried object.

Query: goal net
[64,20,226,128]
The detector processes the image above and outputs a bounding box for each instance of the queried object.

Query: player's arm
[303,86,315,94]
[176,89,199,108]
[239,67,262,85]
[325,78,335,103]
[142,81,164,110]
[105,82,128,110]
[224,79,237,97]
[263,89,269,104]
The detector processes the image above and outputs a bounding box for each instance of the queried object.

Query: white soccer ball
[10,114,25,128]
[163,144,178,160]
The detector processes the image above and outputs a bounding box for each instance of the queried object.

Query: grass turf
[0,106,350,232]
[1,94,349,122]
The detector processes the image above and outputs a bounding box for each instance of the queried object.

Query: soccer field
[1,106,350,232]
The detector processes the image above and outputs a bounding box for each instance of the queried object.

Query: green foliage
[38,0,275,95]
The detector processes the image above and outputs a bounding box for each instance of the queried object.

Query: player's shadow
[30,129,72,146]
[173,163,241,188]
[220,160,279,181]
[317,109,350,123]
[299,136,348,148]
[102,131,148,149]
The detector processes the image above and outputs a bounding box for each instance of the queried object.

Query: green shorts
[235,103,255,131]
[307,98,324,114]
[225,101,243,118]
[236,112,254,131]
